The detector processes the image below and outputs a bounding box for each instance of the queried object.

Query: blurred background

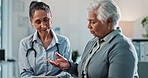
[0,0,148,78]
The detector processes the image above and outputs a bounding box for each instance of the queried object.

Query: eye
[35,20,41,24]
[90,21,96,24]
[43,18,49,22]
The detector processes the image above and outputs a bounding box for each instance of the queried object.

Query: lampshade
[119,21,134,38]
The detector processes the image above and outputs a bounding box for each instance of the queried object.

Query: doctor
[47,0,139,78]
[19,1,72,78]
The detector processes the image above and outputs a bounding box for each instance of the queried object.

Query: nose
[87,22,91,29]
[41,22,47,28]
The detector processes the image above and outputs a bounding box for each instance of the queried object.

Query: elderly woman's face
[87,11,109,38]
[31,10,52,34]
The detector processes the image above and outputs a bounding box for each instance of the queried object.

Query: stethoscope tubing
[25,40,59,75]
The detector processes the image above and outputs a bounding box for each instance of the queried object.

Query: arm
[108,45,137,78]
[55,44,72,78]
[54,38,74,78]
[19,40,35,77]
[46,52,78,77]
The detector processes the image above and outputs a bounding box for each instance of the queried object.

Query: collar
[51,29,59,44]
[103,27,121,43]
[32,29,59,44]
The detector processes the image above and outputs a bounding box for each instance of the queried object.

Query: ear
[50,12,52,18]
[50,12,52,24]
[106,18,112,26]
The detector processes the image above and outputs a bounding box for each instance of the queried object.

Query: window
[0,0,1,48]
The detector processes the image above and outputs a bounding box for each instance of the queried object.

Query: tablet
[31,76,57,78]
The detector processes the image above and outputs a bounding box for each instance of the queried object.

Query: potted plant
[141,16,148,38]
[72,50,79,62]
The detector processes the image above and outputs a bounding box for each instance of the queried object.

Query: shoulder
[20,34,33,45]
[111,34,133,48]
[108,34,138,65]
[108,33,136,57]
[56,34,70,43]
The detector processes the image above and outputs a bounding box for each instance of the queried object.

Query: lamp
[119,21,134,38]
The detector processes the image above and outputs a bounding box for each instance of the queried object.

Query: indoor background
[0,0,148,78]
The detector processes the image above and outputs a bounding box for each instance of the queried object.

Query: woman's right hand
[46,52,70,70]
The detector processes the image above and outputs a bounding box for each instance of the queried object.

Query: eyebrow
[34,19,40,21]
[87,18,95,21]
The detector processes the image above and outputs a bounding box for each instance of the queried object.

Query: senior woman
[47,0,139,78]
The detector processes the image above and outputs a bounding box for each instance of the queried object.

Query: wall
[114,0,148,38]
[13,0,35,77]
[12,0,33,59]
[41,0,148,55]
[41,0,92,55]
[8,0,148,61]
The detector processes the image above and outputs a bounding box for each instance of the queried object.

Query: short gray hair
[87,0,121,26]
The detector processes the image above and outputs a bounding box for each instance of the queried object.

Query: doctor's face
[31,10,52,34]
[87,11,109,39]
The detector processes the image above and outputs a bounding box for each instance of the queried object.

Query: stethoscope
[23,38,59,75]
[26,41,59,57]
